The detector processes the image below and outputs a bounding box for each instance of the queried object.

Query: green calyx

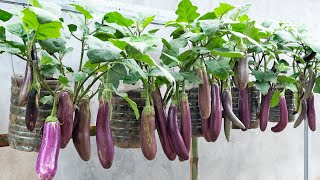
[181,92,188,102]
[143,105,154,115]
[45,115,59,123]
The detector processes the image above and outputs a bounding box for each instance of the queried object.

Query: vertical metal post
[304,119,311,180]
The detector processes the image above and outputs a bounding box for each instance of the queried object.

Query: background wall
[1,0,320,180]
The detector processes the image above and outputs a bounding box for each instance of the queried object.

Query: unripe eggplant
[73,98,91,161]
[197,68,211,119]
[167,104,189,160]
[36,120,61,180]
[239,86,250,130]
[293,99,307,128]
[201,117,212,142]
[234,57,249,90]
[57,91,74,148]
[180,92,191,152]
[222,90,245,129]
[224,115,231,142]
[25,88,39,131]
[209,83,222,141]
[307,94,316,131]
[140,105,157,160]
[271,94,288,132]
[151,87,176,161]
[18,63,32,106]
[259,89,272,131]
[96,98,114,168]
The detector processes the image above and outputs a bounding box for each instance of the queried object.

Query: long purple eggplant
[57,91,74,148]
[260,89,272,131]
[25,88,39,131]
[198,68,211,119]
[235,57,249,90]
[36,120,61,180]
[151,87,176,161]
[18,63,32,106]
[239,86,250,130]
[140,105,157,160]
[209,83,222,141]
[303,71,316,100]
[271,94,288,132]
[180,92,191,152]
[222,90,245,129]
[96,98,114,168]
[224,114,231,142]
[293,99,307,128]
[201,117,212,142]
[307,94,316,131]
[73,98,91,161]
[167,104,189,160]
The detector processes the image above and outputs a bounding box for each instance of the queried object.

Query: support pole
[190,137,198,180]
[304,120,311,180]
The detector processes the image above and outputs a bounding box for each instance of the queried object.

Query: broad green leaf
[74,72,86,82]
[109,38,128,50]
[181,72,203,84]
[285,83,297,92]
[161,52,180,64]
[199,20,221,36]
[123,71,142,85]
[6,23,26,38]
[313,75,320,93]
[93,31,116,41]
[83,60,98,74]
[30,0,42,7]
[25,7,59,24]
[114,91,140,120]
[277,75,295,84]
[36,21,63,40]
[252,70,277,84]
[274,30,297,42]
[125,45,156,66]
[170,37,188,49]
[109,63,127,89]
[122,59,147,80]
[142,15,155,29]
[104,11,134,27]
[255,81,270,95]
[39,38,66,53]
[206,58,231,80]
[22,8,40,30]
[67,24,77,32]
[223,30,263,50]
[199,12,217,20]
[58,75,70,87]
[175,0,200,23]
[40,95,53,105]
[214,3,235,18]
[0,9,13,22]
[211,48,245,58]
[0,42,21,54]
[270,90,280,108]
[70,4,93,19]
[171,71,184,82]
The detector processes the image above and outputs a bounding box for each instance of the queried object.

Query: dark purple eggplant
[25,88,39,131]
[151,87,176,161]
[307,94,316,131]
[271,94,288,132]
[234,57,249,90]
[167,104,189,160]
[293,99,307,128]
[222,90,245,129]
[209,83,222,141]
[303,51,316,62]
[73,98,91,161]
[180,92,191,152]
[224,114,231,142]
[140,105,157,160]
[239,86,250,130]
[198,68,211,119]
[57,91,74,148]
[96,98,114,168]
[18,63,32,106]
[36,119,61,180]
[201,117,212,142]
[259,89,272,131]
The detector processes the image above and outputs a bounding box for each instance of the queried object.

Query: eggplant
[234,57,249,90]
[271,94,288,132]
[222,90,245,129]
[293,99,307,128]
[303,51,316,62]
[259,89,272,131]
[151,87,176,161]
[18,63,32,106]
[57,91,74,148]
[96,98,114,168]
[307,94,316,131]
[73,98,91,161]
[180,92,192,152]
[239,86,250,130]
[209,83,222,141]
[224,115,231,142]
[140,105,157,160]
[201,117,212,142]
[36,120,61,180]
[25,88,39,131]
[167,104,189,160]
[198,68,211,119]
[303,71,316,100]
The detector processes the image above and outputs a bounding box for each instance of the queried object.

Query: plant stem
[35,68,55,96]
[51,94,58,116]
[190,137,198,180]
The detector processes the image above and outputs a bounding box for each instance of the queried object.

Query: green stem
[51,95,58,116]
[190,137,198,180]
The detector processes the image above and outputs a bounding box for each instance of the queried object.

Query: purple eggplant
[201,117,212,142]
[293,99,307,128]
[222,90,245,129]
[209,83,222,141]
[303,51,316,62]
[25,88,39,131]
[271,94,288,132]
[151,87,176,161]
[140,105,157,160]
[239,86,250,130]
[259,89,272,131]
[303,71,316,100]
[224,114,231,142]
[18,63,32,106]
[36,120,61,180]
[235,57,249,90]
[96,98,114,168]
[167,104,189,160]
[307,94,316,131]
[57,91,74,148]
[180,92,191,152]
[198,68,211,119]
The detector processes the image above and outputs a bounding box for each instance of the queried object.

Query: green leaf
[214,3,235,18]
[175,0,200,23]
[270,90,280,108]
[181,72,203,84]
[22,8,40,30]
[125,45,156,66]
[67,24,77,32]
[70,4,93,19]
[313,75,320,93]
[223,30,263,50]
[255,81,270,95]
[199,12,217,20]
[199,20,221,36]
[24,7,59,24]
[274,30,297,42]
[211,48,245,58]
[0,26,5,41]
[252,70,277,84]
[104,11,134,27]
[74,72,86,82]
[0,42,21,54]
[39,38,66,54]
[123,59,147,80]
[6,23,26,38]
[40,95,53,105]
[109,63,127,89]
[123,71,142,85]
[30,0,42,7]
[142,15,155,29]
[58,75,70,87]
[277,75,295,84]
[0,9,13,22]
[286,83,297,92]
[36,21,63,40]
[114,91,140,120]
[206,58,231,80]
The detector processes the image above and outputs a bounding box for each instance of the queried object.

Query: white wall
[1,0,320,180]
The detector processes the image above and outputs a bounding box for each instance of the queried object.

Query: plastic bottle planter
[111,89,144,148]
[8,74,58,152]
[231,87,260,129]
[269,89,295,123]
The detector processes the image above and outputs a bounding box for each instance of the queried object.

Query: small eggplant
[222,90,245,129]
[307,94,316,131]
[303,71,316,100]
[140,105,157,160]
[293,99,307,128]
[180,92,191,152]
[224,115,231,142]
[271,94,288,132]
[18,63,32,106]
[259,89,272,131]
[239,86,250,130]
[25,88,39,131]
[303,51,316,62]
[234,57,249,90]
[209,83,222,141]
[198,68,211,119]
